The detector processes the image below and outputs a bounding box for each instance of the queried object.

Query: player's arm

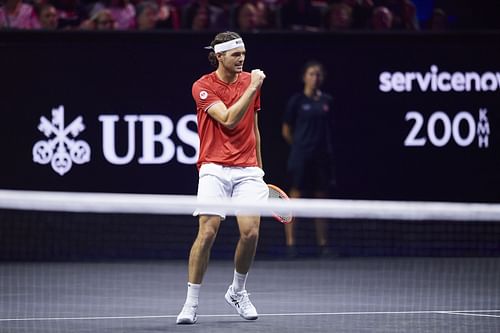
[207,69,266,129]
[282,123,293,145]
[254,113,263,169]
[282,95,297,145]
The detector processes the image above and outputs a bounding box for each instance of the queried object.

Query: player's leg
[313,190,329,248]
[177,215,221,324]
[234,215,260,276]
[225,167,267,320]
[231,167,268,273]
[225,214,260,320]
[232,169,267,273]
[177,164,229,324]
[312,154,336,257]
[285,155,306,257]
[188,164,229,283]
[189,215,222,284]
[285,187,301,246]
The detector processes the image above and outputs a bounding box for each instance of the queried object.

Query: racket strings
[268,186,293,224]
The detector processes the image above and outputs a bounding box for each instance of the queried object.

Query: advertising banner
[1,32,498,201]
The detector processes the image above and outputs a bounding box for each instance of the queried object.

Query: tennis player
[176,31,268,325]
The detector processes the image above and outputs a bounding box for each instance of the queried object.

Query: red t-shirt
[192,71,261,169]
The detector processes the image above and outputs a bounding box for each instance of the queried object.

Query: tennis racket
[267,184,294,224]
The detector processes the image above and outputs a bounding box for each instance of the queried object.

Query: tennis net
[0,189,499,333]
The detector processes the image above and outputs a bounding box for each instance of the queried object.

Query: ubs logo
[32,106,199,176]
[32,106,91,176]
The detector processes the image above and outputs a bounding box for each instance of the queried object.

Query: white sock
[185,282,200,307]
[232,270,248,293]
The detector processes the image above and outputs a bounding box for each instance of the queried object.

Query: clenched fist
[250,69,266,89]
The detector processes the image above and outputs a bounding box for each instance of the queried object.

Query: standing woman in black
[282,60,335,258]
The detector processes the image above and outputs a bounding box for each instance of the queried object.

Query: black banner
[1,32,499,202]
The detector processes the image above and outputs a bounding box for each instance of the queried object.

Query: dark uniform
[283,92,335,194]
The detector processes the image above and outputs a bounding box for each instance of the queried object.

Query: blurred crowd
[0,0,498,32]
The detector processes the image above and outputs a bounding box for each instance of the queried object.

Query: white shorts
[194,163,269,219]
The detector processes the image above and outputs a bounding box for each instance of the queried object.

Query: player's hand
[250,69,266,89]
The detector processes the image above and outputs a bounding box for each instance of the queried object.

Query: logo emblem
[33,105,91,176]
[199,91,208,100]
[230,296,240,308]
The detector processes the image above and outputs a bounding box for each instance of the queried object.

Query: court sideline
[1,258,499,332]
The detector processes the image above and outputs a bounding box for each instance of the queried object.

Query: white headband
[213,38,245,53]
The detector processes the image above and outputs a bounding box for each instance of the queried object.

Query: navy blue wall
[0,31,499,259]
[1,31,499,201]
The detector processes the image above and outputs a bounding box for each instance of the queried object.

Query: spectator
[371,5,392,30]
[325,2,352,31]
[0,0,37,29]
[91,0,135,29]
[426,7,447,31]
[234,0,276,30]
[34,3,58,30]
[80,8,116,29]
[400,0,419,30]
[280,0,323,31]
[339,0,373,29]
[254,0,274,29]
[135,0,158,30]
[53,0,87,29]
[282,60,336,258]
[109,0,135,29]
[182,1,229,31]
[374,0,418,30]
[235,2,258,32]
[155,0,180,29]
[184,2,208,30]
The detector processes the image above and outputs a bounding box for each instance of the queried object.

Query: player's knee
[197,228,218,246]
[240,228,259,244]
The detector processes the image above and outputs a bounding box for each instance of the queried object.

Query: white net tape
[1,189,500,221]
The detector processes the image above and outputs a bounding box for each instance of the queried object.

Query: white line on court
[438,311,500,318]
[1,309,500,322]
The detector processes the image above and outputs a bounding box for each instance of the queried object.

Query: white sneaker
[176,304,198,324]
[224,285,258,320]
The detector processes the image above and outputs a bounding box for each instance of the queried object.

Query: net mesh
[0,190,500,333]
